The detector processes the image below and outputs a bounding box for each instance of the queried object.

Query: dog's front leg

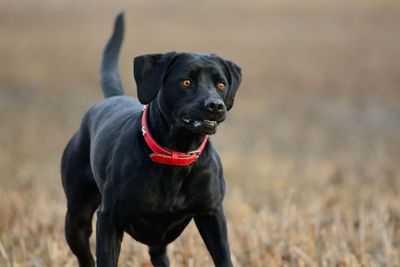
[194,206,233,267]
[96,209,123,267]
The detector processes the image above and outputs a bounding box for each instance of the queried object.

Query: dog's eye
[180,79,192,89]
[217,82,225,90]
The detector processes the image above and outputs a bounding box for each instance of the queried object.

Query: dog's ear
[223,59,242,111]
[134,52,177,104]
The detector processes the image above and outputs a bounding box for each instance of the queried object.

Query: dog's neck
[146,102,207,153]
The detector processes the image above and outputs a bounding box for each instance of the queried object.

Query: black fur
[61,13,242,267]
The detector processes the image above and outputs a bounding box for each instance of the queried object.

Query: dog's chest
[143,175,219,213]
[116,168,222,217]
[117,182,219,246]
[147,182,189,212]
[114,163,223,245]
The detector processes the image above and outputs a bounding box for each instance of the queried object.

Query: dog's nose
[204,98,225,114]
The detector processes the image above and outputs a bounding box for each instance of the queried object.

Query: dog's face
[134,52,241,135]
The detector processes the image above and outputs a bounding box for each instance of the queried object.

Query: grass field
[1,0,400,266]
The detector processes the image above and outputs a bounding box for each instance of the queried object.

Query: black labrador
[61,13,241,267]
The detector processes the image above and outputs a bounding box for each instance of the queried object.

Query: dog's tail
[100,12,125,98]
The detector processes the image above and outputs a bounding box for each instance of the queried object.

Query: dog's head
[134,52,241,135]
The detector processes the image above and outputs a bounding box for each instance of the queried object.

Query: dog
[61,13,241,267]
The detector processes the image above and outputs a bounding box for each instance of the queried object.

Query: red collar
[141,105,209,166]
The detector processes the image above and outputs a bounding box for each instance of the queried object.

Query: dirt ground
[1,0,400,266]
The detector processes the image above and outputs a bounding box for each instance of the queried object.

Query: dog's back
[61,11,142,192]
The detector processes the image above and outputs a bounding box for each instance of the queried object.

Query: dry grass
[1,0,400,266]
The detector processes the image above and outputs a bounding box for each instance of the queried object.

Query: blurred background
[1,0,400,266]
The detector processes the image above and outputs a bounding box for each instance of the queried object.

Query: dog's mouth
[181,116,221,135]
